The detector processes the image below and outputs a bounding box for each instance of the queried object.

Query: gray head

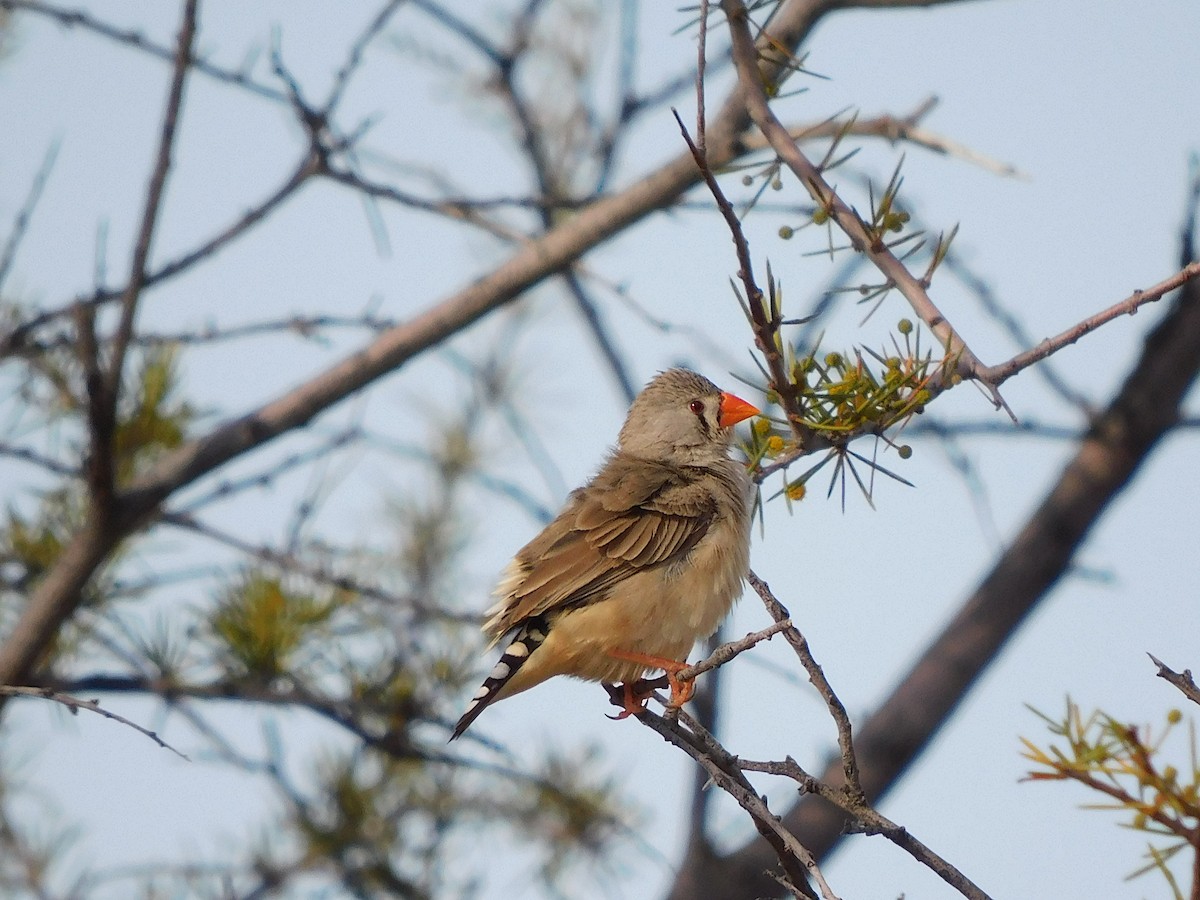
[617,368,759,464]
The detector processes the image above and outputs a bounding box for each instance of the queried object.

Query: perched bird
[451,368,759,740]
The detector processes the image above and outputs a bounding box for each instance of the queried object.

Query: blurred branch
[0,441,79,477]
[0,139,58,295]
[106,0,195,405]
[746,97,1027,179]
[0,150,321,362]
[158,512,480,626]
[0,0,286,101]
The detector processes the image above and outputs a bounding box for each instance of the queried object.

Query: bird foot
[606,649,696,710]
[603,678,663,720]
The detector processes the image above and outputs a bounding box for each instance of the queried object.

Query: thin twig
[106,0,197,402]
[671,106,813,446]
[747,569,862,797]
[982,262,1200,386]
[638,706,829,899]
[0,0,285,101]
[720,0,1007,415]
[1149,654,1200,708]
[676,618,791,682]
[0,139,59,294]
[741,101,1027,180]
[324,0,404,112]
[0,685,189,759]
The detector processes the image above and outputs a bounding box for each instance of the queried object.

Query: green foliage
[1,489,96,617]
[457,745,635,894]
[743,318,938,506]
[281,751,432,897]
[211,572,343,680]
[1023,699,1200,895]
[112,344,194,484]
[274,744,632,898]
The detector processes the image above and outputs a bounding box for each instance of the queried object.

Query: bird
[451,368,759,741]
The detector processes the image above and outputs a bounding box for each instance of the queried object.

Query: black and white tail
[450,616,548,741]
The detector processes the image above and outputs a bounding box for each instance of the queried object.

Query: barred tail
[450,617,548,741]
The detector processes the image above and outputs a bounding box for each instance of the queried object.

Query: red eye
[689,399,705,416]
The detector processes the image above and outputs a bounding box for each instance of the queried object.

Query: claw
[606,648,696,710]
[604,680,650,720]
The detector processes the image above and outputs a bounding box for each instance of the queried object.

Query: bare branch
[0,684,188,759]
[0,139,59,294]
[638,706,827,899]
[106,0,195,409]
[1149,654,1200,709]
[0,0,285,101]
[983,261,1200,386]
[747,571,862,797]
[676,618,792,682]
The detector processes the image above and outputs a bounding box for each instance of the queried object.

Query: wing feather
[484,456,717,636]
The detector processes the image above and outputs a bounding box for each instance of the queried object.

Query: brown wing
[484,456,717,638]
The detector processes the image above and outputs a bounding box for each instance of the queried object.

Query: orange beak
[718,391,760,428]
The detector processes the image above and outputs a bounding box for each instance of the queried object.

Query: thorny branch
[719,0,1200,428]
[700,0,1200,490]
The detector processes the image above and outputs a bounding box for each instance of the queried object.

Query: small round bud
[786,481,807,501]
[898,444,913,459]
[824,352,843,368]
[766,435,785,454]
[778,225,794,239]
[897,318,913,335]
[812,208,829,225]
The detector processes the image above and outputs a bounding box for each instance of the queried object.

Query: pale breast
[524,459,752,685]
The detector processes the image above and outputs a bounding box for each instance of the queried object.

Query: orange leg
[606,648,695,709]
[605,680,655,720]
